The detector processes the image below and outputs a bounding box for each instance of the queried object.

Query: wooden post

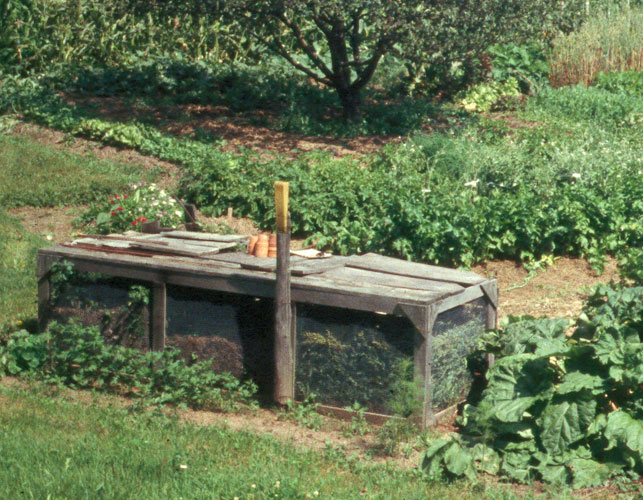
[150,283,166,351]
[483,280,498,368]
[414,305,438,428]
[36,254,54,333]
[274,181,294,405]
[37,276,51,333]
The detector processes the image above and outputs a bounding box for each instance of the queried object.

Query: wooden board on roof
[346,253,485,286]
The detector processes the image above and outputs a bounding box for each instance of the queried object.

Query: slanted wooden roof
[38,232,492,317]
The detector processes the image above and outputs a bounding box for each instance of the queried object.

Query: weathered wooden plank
[436,284,485,314]
[409,304,437,428]
[150,254,242,269]
[315,404,404,426]
[207,252,277,271]
[38,246,447,308]
[290,256,347,276]
[206,252,306,272]
[37,276,50,333]
[72,238,133,249]
[161,231,249,244]
[151,283,166,351]
[130,240,224,257]
[321,266,463,294]
[346,253,486,286]
[483,280,499,369]
[274,231,293,405]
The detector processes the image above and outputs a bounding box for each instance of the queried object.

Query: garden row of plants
[2,71,641,271]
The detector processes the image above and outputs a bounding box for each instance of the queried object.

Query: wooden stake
[275,181,289,234]
[274,181,294,404]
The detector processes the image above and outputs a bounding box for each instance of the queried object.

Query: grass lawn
[0,210,47,331]
[0,133,153,209]
[0,382,580,500]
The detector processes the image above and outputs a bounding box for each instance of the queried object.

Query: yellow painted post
[275,181,289,234]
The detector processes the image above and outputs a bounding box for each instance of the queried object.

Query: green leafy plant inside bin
[296,327,416,416]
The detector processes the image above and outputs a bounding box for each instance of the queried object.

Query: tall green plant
[549,5,643,87]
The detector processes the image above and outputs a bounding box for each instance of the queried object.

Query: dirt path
[62,93,398,158]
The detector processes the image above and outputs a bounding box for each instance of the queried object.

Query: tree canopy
[155,0,587,120]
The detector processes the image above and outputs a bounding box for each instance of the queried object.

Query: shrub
[593,68,643,95]
[457,77,521,112]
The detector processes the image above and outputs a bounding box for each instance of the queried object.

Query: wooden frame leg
[150,283,166,351]
[274,231,294,405]
[37,276,51,333]
[483,281,498,368]
[404,304,438,428]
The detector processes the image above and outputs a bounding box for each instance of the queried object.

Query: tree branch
[276,12,334,81]
[247,30,331,86]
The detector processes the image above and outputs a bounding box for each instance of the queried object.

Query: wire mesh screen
[165,287,274,398]
[296,305,418,416]
[48,272,149,351]
[430,297,487,413]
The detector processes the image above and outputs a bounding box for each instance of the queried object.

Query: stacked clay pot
[247,235,258,255]
[268,234,277,258]
[254,234,269,258]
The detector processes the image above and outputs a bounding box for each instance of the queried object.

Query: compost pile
[423,284,643,488]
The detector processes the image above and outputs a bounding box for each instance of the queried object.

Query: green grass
[0,210,48,331]
[0,382,580,500]
[0,133,152,208]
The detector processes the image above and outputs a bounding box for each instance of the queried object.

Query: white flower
[571,173,581,179]
[175,210,182,217]
[464,179,480,188]
[422,188,431,194]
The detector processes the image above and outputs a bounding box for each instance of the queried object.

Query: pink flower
[117,206,123,211]
[110,211,116,216]
[132,221,137,226]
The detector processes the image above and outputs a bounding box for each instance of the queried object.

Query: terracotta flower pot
[268,233,277,258]
[248,235,258,255]
[254,234,269,258]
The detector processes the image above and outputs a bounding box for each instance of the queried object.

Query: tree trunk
[337,87,362,122]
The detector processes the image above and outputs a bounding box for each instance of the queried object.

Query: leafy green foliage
[0,322,257,411]
[0,0,253,75]
[593,69,643,96]
[278,394,323,431]
[487,43,549,94]
[423,284,643,488]
[457,77,521,113]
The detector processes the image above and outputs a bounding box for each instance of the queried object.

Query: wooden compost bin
[37,232,497,426]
